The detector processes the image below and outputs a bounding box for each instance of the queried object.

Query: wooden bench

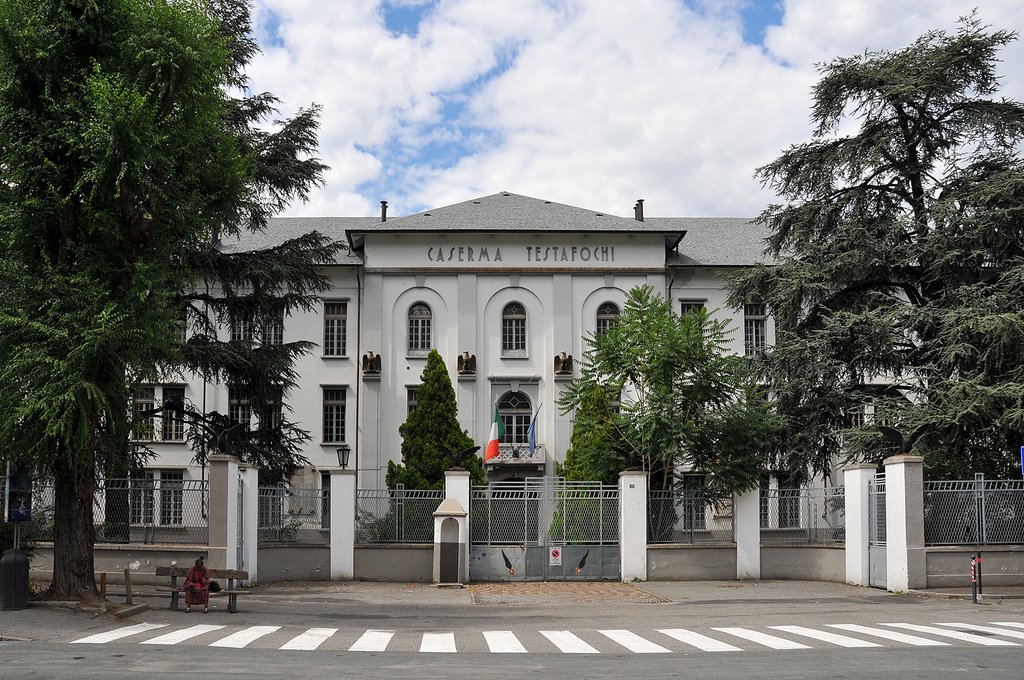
[155,566,250,613]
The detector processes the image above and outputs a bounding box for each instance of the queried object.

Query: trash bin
[0,549,30,609]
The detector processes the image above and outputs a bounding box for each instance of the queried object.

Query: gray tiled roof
[653,217,774,266]
[218,217,374,264]
[347,192,679,243]
[218,196,774,267]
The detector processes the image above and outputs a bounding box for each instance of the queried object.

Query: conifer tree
[387,350,485,489]
[0,0,335,597]
[728,18,1024,479]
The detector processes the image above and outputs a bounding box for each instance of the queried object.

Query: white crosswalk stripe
[348,629,394,652]
[712,627,812,650]
[827,624,949,646]
[935,623,1024,642]
[208,626,280,648]
[141,624,225,645]
[280,628,338,650]
[599,630,671,653]
[420,632,457,653]
[769,625,881,648]
[540,630,600,653]
[483,631,528,653]
[658,628,743,652]
[72,623,168,644]
[67,620,1024,654]
[882,623,1020,646]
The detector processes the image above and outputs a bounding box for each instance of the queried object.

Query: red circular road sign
[551,548,560,558]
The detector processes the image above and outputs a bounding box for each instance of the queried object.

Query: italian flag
[484,407,505,462]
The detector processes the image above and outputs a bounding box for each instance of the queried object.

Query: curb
[113,603,150,619]
[908,589,1024,601]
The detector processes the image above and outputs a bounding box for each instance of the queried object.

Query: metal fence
[760,486,846,543]
[258,485,330,544]
[355,486,444,543]
[471,480,619,546]
[869,477,886,547]
[648,489,733,543]
[924,476,1024,546]
[13,478,209,545]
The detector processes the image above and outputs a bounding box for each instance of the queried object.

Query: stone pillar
[843,463,877,587]
[445,469,472,583]
[433,498,468,584]
[619,470,647,582]
[734,487,760,580]
[330,469,356,580]
[238,464,259,584]
[884,455,926,592]
[207,455,239,571]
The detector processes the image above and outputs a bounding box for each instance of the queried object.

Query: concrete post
[445,469,472,583]
[884,455,926,592]
[618,470,647,582]
[734,487,760,580]
[207,455,239,571]
[238,464,259,584]
[842,463,877,586]
[330,469,356,580]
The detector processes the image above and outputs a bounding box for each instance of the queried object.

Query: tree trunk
[49,463,98,599]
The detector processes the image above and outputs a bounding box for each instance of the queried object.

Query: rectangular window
[744,303,767,354]
[130,471,155,524]
[159,471,184,525]
[502,319,526,353]
[228,387,251,427]
[323,387,346,443]
[262,312,284,346]
[323,302,347,356]
[679,300,705,316]
[133,387,156,441]
[408,317,431,352]
[500,414,530,444]
[161,386,186,441]
[230,317,253,343]
[407,387,419,416]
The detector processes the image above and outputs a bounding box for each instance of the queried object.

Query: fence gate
[236,473,245,571]
[868,475,886,589]
[469,477,619,581]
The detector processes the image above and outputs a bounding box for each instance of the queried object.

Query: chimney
[380,200,388,222]
[635,198,644,222]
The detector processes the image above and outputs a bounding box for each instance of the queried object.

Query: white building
[141,192,773,489]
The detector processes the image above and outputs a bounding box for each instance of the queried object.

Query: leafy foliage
[387,350,486,489]
[558,286,775,499]
[728,17,1024,480]
[0,0,333,596]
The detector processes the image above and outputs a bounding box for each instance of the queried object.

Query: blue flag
[528,404,542,457]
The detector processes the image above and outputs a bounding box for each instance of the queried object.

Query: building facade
[140,192,773,489]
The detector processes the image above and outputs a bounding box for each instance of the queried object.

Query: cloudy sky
[248,0,1024,219]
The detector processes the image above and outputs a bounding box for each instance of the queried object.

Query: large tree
[0,0,336,597]
[387,350,486,489]
[558,286,775,499]
[728,18,1024,479]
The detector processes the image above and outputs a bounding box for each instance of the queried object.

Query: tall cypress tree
[387,350,485,489]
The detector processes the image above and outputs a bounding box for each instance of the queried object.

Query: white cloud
[248,0,1024,218]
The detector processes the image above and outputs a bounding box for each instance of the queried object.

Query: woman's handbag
[209,580,222,593]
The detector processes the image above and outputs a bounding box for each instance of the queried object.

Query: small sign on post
[549,547,562,567]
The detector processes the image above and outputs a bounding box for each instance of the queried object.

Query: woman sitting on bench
[184,558,210,613]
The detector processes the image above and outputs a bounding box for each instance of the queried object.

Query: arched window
[497,391,532,444]
[501,302,527,355]
[408,303,432,353]
[596,301,620,336]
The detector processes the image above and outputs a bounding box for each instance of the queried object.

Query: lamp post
[336,444,351,470]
